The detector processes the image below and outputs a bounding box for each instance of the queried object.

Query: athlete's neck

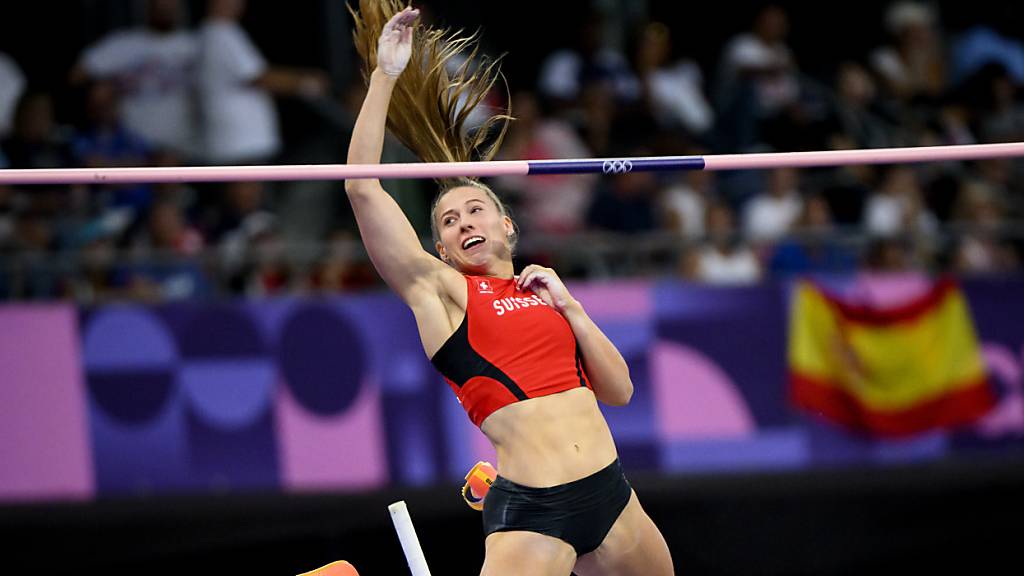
[490,259,515,279]
[461,260,514,280]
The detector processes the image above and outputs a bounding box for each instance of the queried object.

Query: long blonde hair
[349,0,512,172]
[350,0,517,255]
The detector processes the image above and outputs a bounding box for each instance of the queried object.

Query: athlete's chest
[465,277,567,332]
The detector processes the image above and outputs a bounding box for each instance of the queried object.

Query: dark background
[3,458,1023,574]
[2,1,1020,105]
[2,2,1023,574]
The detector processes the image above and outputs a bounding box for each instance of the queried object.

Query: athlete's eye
[443,216,456,226]
[470,206,482,213]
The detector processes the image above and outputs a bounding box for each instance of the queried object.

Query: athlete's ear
[503,215,514,238]
[436,241,448,262]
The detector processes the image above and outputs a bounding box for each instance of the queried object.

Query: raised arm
[345,7,445,303]
[517,265,634,406]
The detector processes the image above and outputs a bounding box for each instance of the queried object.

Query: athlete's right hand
[377,6,419,77]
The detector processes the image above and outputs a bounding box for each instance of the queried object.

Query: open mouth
[462,236,486,250]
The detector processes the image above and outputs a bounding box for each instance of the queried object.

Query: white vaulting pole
[388,501,432,576]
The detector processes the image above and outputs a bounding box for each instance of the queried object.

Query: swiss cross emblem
[478,280,493,294]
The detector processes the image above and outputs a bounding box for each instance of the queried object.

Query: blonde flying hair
[349,0,517,249]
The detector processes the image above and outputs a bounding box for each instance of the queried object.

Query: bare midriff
[480,387,619,488]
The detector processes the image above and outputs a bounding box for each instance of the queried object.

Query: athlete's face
[435,186,514,273]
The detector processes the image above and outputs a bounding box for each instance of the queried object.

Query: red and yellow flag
[788,279,995,437]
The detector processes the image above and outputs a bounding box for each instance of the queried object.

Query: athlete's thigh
[481,531,577,576]
[573,492,674,576]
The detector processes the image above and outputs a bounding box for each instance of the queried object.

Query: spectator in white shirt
[538,10,640,106]
[633,22,713,137]
[0,51,26,138]
[72,0,199,156]
[198,0,328,164]
[719,5,800,118]
[864,165,937,238]
[493,91,596,235]
[870,2,946,102]
[743,167,803,242]
[684,201,761,285]
[663,167,715,240]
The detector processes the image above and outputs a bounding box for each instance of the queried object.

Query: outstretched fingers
[383,6,419,35]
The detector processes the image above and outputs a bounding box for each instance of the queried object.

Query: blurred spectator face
[613,170,656,198]
[803,195,833,230]
[637,23,671,70]
[581,82,614,118]
[991,73,1015,110]
[957,182,1002,227]
[13,93,55,143]
[866,238,909,271]
[226,181,264,215]
[755,6,788,44]
[977,159,1012,187]
[511,91,539,126]
[769,168,798,197]
[901,21,934,48]
[579,12,607,56]
[15,211,53,250]
[706,203,736,246]
[889,5,936,50]
[85,81,120,128]
[885,2,935,41]
[881,166,918,195]
[82,237,116,272]
[686,169,713,195]
[208,0,246,20]
[837,63,876,106]
[152,150,182,168]
[147,0,182,33]
[149,202,185,248]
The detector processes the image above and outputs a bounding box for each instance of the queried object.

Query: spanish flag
[788,279,995,437]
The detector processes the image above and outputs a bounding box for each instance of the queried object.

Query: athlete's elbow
[344,179,365,196]
[602,381,634,407]
[619,381,635,405]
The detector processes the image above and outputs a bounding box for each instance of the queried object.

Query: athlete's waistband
[490,458,624,495]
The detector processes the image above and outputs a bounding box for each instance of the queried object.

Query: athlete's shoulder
[434,266,469,308]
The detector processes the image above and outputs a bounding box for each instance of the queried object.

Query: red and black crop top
[430,275,593,427]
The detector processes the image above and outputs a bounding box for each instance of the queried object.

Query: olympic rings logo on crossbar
[602,160,634,174]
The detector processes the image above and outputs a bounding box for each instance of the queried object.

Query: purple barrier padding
[276,376,388,491]
[6,277,1024,502]
[180,361,277,429]
[566,282,660,467]
[83,305,179,369]
[441,383,497,479]
[976,345,1024,437]
[803,418,949,465]
[654,283,791,427]
[471,424,498,471]
[82,306,189,494]
[568,280,653,319]
[88,391,189,494]
[0,307,93,501]
[660,429,809,473]
[650,341,756,440]
[961,281,1024,440]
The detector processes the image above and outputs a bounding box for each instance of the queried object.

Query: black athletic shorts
[481,458,633,556]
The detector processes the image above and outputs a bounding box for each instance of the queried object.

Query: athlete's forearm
[563,302,634,406]
[343,68,439,299]
[345,68,396,193]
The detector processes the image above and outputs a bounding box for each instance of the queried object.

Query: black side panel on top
[574,340,588,388]
[430,314,528,401]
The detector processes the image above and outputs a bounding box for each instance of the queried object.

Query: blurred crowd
[1,0,1023,302]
